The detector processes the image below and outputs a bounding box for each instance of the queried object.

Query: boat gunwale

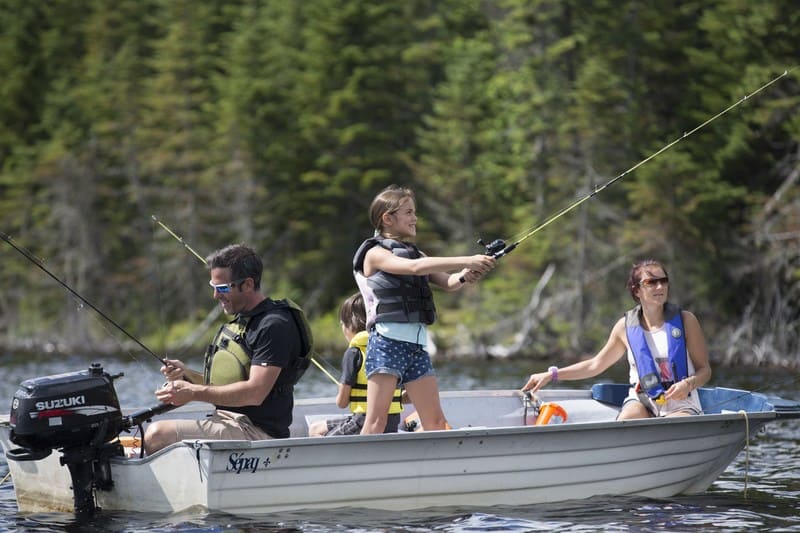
[0,385,785,462]
[125,406,776,461]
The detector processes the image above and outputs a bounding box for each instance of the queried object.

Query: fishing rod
[0,231,169,367]
[151,215,341,386]
[463,69,792,279]
[151,215,206,264]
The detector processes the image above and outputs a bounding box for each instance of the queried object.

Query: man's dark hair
[206,244,262,290]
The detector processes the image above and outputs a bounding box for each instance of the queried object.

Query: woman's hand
[665,376,695,401]
[521,371,552,393]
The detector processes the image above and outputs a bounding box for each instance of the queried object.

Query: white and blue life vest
[625,302,688,402]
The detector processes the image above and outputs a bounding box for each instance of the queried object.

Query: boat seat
[591,383,629,407]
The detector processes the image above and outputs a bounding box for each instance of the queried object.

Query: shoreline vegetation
[1,2,798,371]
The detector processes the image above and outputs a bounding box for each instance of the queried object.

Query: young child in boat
[521,259,712,419]
[308,293,403,436]
[353,185,496,434]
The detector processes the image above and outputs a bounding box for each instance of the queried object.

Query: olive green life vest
[203,298,313,386]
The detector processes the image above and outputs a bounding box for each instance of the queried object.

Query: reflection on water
[1,355,799,532]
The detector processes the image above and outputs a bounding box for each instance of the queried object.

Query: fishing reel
[477,237,516,259]
[458,237,516,284]
[478,238,506,257]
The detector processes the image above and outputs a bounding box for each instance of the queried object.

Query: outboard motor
[7,363,125,516]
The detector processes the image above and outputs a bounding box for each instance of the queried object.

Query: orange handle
[534,402,568,425]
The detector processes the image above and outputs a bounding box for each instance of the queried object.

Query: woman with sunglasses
[521,259,712,419]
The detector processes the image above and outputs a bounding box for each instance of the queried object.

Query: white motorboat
[1,364,798,515]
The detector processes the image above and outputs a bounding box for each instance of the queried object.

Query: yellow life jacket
[348,331,403,414]
[204,315,251,386]
[203,298,314,386]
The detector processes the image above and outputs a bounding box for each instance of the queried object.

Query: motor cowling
[9,363,124,453]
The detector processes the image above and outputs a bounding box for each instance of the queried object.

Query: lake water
[1,352,798,532]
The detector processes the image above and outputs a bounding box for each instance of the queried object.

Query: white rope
[737,409,750,498]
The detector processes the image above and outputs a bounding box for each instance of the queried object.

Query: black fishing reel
[477,237,517,258]
[478,238,507,257]
[459,237,515,283]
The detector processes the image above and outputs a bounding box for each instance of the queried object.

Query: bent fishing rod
[462,69,792,281]
[0,231,169,367]
[151,215,340,386]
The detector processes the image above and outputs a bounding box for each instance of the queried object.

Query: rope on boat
[0,471,10,485]
[191,440,205,482]
[738,409,750,498]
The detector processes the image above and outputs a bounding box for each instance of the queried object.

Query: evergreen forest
[1,0,798,368]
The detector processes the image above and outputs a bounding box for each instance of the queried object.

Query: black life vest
[353,237,436,327]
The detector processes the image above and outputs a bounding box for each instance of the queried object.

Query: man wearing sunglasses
[143,244,310,454]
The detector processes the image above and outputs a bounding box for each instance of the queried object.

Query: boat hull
[0,387,787,514]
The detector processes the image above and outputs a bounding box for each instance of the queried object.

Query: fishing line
[471,69,793,262]
[0,231,169,367]
[151,215,341,386]
[150,218,170,357]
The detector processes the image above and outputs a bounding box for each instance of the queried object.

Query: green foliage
[0,0,798,364]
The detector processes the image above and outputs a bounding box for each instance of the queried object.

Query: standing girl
[353,185,496,434]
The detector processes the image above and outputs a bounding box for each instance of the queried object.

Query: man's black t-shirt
[217,298,303,438]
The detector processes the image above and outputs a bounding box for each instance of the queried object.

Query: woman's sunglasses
[639,276,669,288]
